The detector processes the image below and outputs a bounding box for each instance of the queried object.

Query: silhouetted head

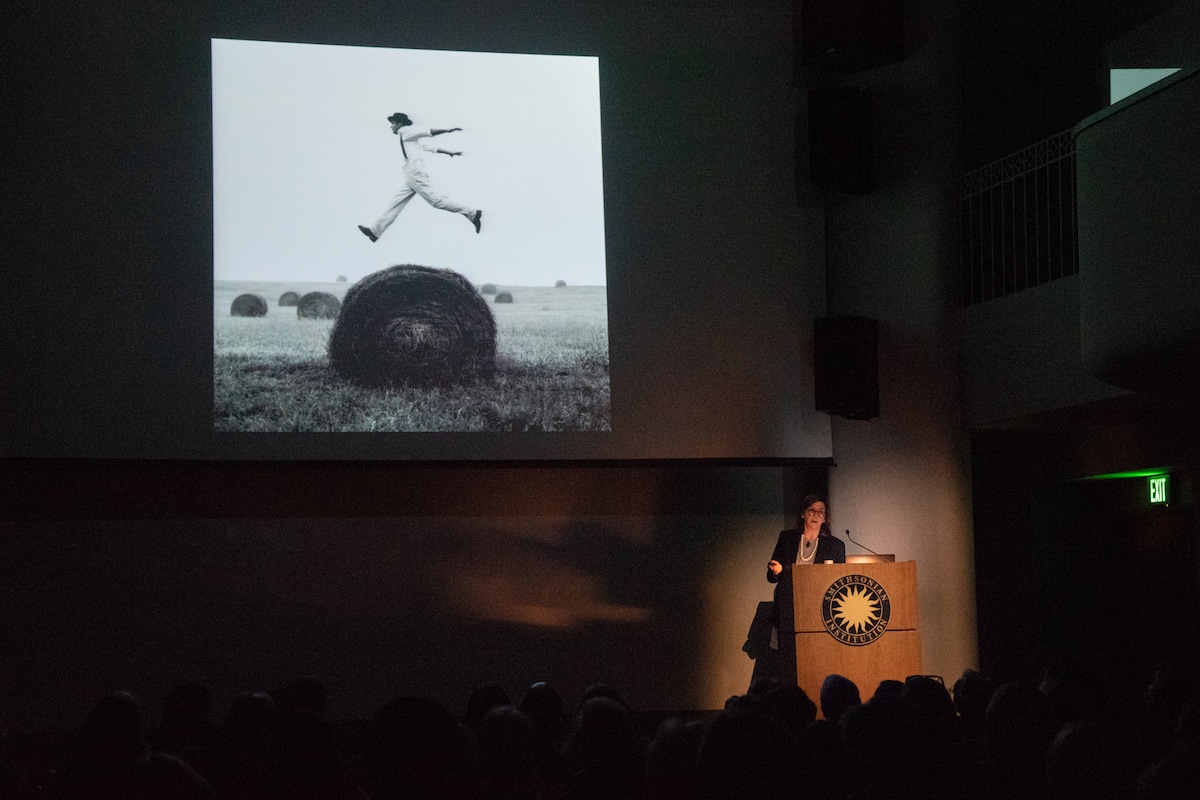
[78,692,147,773]
[1143,660,1194,726]
[388,112,413,130]
[159,681,213,752]
[820,674,861,725]
[795,718,846,797]
[581,683,629,711]
[762,685,818,738]
[902,675,957,744]
[1138,738,1200,800]
[646,716,706,781]
[646,717,706,800]
[366,696,469,800]
[570,696,643,772]
[466,684,511,730]
[874,679,905,699]
[1046,719,1132,800]
[271,707,347,787]
[519,681,563,743]
[696,709,799,800]
[952,669,996,730]
[1175,695,1200,742]
[475,706,540,800]
[984,681,1055,763]
[840,695,934,797]
[221,692,278,762]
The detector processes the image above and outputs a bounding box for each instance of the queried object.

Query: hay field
[214,279,610,431]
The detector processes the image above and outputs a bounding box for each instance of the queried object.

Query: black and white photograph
[212,39,609,432]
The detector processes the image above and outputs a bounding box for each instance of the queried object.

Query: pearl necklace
[798,536,818,563]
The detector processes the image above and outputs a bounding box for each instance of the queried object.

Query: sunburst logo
[821,575,891,645]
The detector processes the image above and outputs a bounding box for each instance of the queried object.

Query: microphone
[845,529,884,557]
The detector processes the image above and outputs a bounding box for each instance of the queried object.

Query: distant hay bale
[231,293,268,317]
[279,291,300,306]
[328,264,497,388]
[296,291,342,319]
[336,275,348,283]
[494,291,513,304]
[480,283,497,294]
[555,280,567,288]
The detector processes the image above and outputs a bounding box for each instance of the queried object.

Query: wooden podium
[777,561,922,705]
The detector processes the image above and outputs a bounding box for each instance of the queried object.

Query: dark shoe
[470,210,482,233]
[358,225,377,242]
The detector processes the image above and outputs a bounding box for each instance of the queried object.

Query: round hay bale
[480,283,498,295]
[231,293,268,317]
[494,291,513,304]
[336,275,349,283]
[296,291,342,319]
[555,280,567,288]
[328,264,497,388]
[279,291,300,306]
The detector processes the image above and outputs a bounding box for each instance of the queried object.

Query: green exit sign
[1149,475,1169,504]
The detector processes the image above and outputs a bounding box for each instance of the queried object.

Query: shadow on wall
[1,514,780,730]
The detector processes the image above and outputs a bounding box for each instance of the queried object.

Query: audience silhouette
[561,696,643,800]
[8,656,1200,799]
[466,686,512,733]
[474,706,540,800]
[819,674,862,728]
[519,681,570,790]
[644,717,705,800]
[58,691,210,800]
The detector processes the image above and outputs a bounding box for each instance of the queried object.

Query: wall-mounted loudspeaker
[814,316,879,420]
[796,0,905,75]
[807,87,874,194]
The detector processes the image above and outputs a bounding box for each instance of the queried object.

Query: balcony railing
[959,130,1078,307]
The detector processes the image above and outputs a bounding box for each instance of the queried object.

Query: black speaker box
[808,87,873,194]
[797,0,905,74]
[814,316,879,419]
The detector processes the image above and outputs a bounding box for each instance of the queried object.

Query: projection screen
[4,1,831,462]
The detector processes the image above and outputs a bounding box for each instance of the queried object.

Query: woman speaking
[767,494,846,581]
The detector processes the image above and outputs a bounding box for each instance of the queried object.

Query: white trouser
[371,161,475,237]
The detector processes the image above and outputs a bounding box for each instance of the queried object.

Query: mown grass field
[214,279,610,431]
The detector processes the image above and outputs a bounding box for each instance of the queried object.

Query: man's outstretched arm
[431,128,463,157]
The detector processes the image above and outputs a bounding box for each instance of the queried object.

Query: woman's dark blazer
[766,529,846,633]
[766,529,846,583]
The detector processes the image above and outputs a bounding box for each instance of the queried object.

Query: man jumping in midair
[358,112,482,242]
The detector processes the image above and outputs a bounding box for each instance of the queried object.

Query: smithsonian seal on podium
[822,574,891,646]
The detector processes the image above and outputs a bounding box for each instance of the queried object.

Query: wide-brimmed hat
[387,112,412,126]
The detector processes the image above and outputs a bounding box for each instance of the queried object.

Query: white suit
[367,128,476,238]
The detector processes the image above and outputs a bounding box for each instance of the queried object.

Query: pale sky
[212,38,606,287]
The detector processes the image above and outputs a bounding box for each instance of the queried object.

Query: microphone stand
[845,529,885,557]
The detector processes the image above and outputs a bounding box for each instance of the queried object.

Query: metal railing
[959,130,1078,306]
